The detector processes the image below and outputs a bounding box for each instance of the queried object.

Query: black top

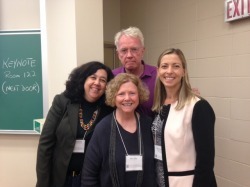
[81,113,157,187]
[116,120,140,187]
[67,99,100,172]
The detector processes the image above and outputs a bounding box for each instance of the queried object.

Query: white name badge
[73,140,85,153]
[125,155,143,171]
[154,145,162,161]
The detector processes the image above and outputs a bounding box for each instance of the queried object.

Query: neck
[165,97,177,103]
[126,63,144,77]
[115,110,137,133]
[165,89,179,104]
[166,95,177,99]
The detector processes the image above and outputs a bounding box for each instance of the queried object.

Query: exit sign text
[225,0,250,22]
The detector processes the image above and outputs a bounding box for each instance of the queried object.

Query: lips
[163,77,175,82]
[90,87,100,93]
[165,77,174,80]
[122,103,132,106]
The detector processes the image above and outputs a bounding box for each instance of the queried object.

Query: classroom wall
[1,0,250,187]
[0,0,104,186]
[75,0,104,65]
[119,0,250,186]
[103,0,120,43]
[0,0,41,186]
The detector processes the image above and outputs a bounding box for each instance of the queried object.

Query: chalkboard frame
[0,30,46,134]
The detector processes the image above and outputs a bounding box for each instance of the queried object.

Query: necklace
[79,104,98,130]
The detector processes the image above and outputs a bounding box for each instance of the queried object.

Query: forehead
[118,35,142,48]
[91,69,107,78]
[160,54,182,64]
[118,81,137,90]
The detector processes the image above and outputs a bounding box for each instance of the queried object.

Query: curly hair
[63,61,114,103]
[105,73,149,107]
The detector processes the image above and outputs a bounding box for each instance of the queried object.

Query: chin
[121,109,135,113]
[89,96,101,102]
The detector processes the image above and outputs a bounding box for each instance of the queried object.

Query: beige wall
[75,0,104,64]
[1,0,250,186]
[103,0,121,69]
[103,0,120,43]
[120,0,250,186]
[0,0,40,30]
[0,0,104,186]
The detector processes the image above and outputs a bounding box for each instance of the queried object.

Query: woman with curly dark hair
[36,61,114,187]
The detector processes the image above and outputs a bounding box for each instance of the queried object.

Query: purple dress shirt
[112,61,157,117]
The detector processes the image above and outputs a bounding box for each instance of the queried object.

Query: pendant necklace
[79,104,98,131]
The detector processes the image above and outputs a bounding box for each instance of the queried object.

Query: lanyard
[83,131,87,140]
[113,111,142,156]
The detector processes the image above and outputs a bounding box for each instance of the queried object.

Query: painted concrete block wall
[120,0,250,186]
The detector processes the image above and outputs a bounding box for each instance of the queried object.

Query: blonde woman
[152,48,217,187]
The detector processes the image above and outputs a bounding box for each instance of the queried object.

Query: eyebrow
[91,74,107,79]
[98,75,107,80]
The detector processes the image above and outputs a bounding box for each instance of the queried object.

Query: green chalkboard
[0,31,43,134]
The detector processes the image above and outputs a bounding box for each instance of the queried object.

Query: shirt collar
[140,60,152,78]
[121,60,151,78]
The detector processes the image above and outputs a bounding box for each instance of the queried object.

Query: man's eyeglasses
[117,47,142,55]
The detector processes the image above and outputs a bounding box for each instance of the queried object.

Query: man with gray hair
[113,26,157,117]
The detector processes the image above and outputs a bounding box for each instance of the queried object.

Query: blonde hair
[152,48,197,113]
[105,73,149,107]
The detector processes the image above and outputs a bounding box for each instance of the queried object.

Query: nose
[124,93,130,100]
[126,49,133,57]
[166,66,173,73]
[94,78,101,85]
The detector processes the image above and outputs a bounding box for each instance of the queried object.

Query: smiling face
[117,35,145,73]
[115,81,139,114]
[84,69,108,102]
[158,54,185,91]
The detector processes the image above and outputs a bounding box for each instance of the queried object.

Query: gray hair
[114,26,144,49]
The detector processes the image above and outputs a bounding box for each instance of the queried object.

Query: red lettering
[227,1,233,18]
[233,0,240,17]
[242,0,244,14]
[248,0,250,13]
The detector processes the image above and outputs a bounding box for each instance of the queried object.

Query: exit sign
[225,0,250,22]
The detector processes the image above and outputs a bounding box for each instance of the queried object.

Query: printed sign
[225,0,250,22]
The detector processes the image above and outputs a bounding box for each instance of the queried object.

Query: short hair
[114,26,145,49]
[64,61,114,103]
[105,73,149,107]
[152,48,196,113]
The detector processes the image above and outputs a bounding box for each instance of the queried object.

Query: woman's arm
[192,99,216,187]
[36,94,69,187]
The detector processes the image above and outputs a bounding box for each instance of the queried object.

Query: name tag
[73,140,85,153]
[154,145,162,161]
[125,155,143,171]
